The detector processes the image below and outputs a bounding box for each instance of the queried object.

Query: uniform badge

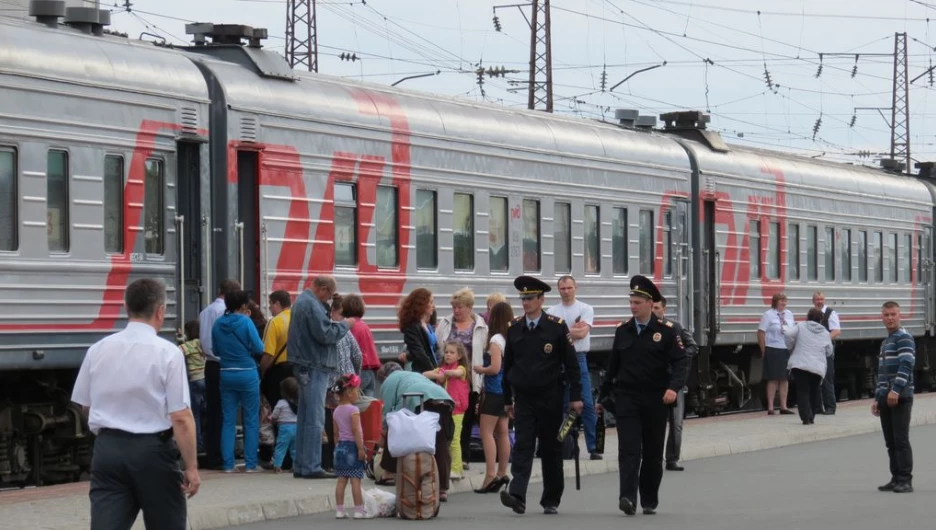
[544,343,553,353]
[652,332,662,342]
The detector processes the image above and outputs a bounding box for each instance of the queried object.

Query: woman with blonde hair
[757,292,795,415]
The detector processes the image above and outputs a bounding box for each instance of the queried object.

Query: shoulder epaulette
[546,314,562,324]
[509,316,523,326]
[663,320,674,328]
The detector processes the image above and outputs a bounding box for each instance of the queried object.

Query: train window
[415,190,437,270]
[143,159,164,255]
[858,230,868,282]
[0,148,16,251]
[104,155,124,253]
[490,196,509,272]
[47,150,69,253]
[873,231,883,283]
[768,222,780,279]
[453,192,474,271]
[585,205,600,274]
[554,202,571,274]
[663,211,673,277]
[889,233,898,283]
[639,210,654,274]
[807,225,818,281]
[903,233,912,282]
[749,220,761,280]
[523,199,541,272]
[788,223,800,280]
[841,228,852,282]
[334,182,357,267]
[375,186,398,268]
[612,207,628,275]
[823,227,835,281]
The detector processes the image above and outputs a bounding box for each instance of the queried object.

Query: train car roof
[184,49,693,172]
[0,17,209,102]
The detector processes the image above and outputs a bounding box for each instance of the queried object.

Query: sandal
[440,492,448,502]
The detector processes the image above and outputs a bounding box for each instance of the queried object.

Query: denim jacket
[286,289,349,371]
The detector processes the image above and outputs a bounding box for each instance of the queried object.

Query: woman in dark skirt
[757,292,795,415]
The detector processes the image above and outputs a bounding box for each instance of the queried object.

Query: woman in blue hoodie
[212,289,265,472]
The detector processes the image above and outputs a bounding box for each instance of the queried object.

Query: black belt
[99,428,173,442]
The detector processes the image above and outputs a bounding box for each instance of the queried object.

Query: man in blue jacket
[288,275,354,479]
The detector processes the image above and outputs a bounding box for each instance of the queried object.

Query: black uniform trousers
[202,360,223,468]
[508,386,565,508]
[90,429,185,530]
[880,399,913,485]
[615,389,667,509]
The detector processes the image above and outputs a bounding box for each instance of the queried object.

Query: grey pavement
[3,395,936,530]
[228,423,936,530]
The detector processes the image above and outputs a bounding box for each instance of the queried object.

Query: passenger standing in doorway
[651,296,697,471]
[813,291,841,414]
[72,278,199,530]
[198,279,241,470]
[288,275,354,479]
[757,293,795,415]
[598,276,688,516]
[547,275,601,460]
[873,301,915,493]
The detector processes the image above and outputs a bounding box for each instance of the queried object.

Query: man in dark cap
[501,275,582,516]
[598,275,689,516]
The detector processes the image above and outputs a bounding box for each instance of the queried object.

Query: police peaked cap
[514,275,551,296]
[629,275,662,302]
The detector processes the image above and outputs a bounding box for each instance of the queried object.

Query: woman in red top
[342,294,380,398]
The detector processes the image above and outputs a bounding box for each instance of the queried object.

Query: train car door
[924,227,934,331]
[672,199,693,329]
[236,150,260,301]
[176,141,203,330]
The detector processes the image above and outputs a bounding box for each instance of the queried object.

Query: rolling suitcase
[394,392,440,520]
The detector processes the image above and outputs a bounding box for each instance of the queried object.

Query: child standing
[270,377,299,473]
[178,320,206,454]
[332,374,370,520]
[425,341,469,480]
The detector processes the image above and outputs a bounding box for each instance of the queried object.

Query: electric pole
[528,0,553,112]
[891,32,910,171]
[286,0,318,72]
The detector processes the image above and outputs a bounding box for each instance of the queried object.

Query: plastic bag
[363,487,397,518]
[259,395,275,447]
[386,409,440,457]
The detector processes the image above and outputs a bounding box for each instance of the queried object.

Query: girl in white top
[757,292,795,415]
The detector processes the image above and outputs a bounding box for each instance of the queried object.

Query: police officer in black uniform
[597,275,688,516]
[501,275,582,516]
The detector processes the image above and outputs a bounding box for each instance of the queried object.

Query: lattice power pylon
[286,0,318,72]
[527,0,553,112]
[890,32,909,170]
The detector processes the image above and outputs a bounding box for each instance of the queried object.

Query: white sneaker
[244,468,262,474]
[335,511,348,519]
[353,511,374,519]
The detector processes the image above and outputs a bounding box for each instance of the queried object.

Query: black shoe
[779,409,795,415]
[619,497,636,516]
[500,490,526,514]
[543,506,558,515]
[642,506,657,515]
[878,481,896,491]
[820,410,835,415]
[893,483,914,493]
[666,462,684,471]
[295,470,335,479]
[590,453,603,461]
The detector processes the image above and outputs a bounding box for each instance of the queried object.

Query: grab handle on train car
[235,221,245,288]
[714,250,721,333]
[176,214,185,336]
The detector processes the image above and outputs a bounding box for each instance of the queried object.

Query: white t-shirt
[819,305,841,331]
[547,300,594,352]
[489,333,506,353]
[758,308,795,350]
[72,322,191,434]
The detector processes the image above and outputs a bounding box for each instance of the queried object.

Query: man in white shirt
[72,278,200,530]
[198,279,240,469]
[547,275,601,460]
[813,291,842,415]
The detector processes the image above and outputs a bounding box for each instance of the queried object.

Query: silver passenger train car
[1,8,934,485]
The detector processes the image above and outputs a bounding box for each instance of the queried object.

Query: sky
[5,0,936,169]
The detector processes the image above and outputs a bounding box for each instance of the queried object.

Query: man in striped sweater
[872,301,915,494]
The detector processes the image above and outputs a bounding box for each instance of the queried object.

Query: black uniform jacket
[599,317,689,398]
[664,318,698,360]
[502,313,581,405]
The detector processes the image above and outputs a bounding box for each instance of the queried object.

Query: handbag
[386,408,440,457]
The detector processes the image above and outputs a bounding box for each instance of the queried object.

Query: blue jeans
[294,365,329,475]
[360,369,377,398]
[563,353,598,453]
[189,379,206,454]
[220,369,260,471]
[273,423,297,468]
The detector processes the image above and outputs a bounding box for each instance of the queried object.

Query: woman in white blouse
[757,293,795,415]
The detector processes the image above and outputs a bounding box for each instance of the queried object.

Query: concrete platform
[3,394,935,530]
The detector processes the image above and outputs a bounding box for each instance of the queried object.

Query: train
[2,3,936,486]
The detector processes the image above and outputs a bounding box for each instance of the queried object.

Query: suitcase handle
[402,392,426,410]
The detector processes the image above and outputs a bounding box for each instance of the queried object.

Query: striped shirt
[876,327,915,402]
